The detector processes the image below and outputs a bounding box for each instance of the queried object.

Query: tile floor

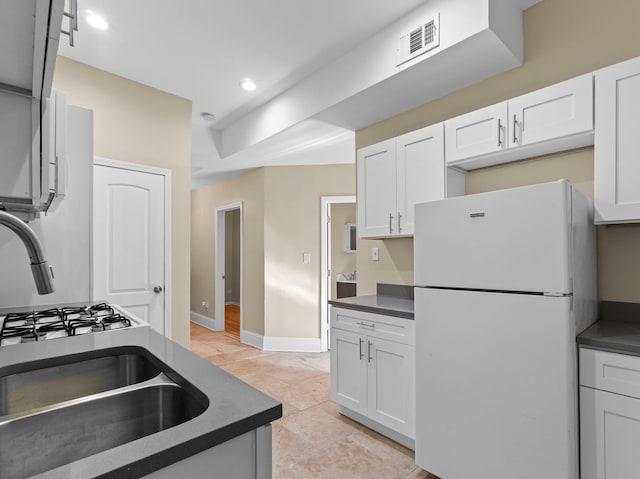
[190,323,438,479]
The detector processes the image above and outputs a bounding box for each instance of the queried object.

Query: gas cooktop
[0,303,146,347]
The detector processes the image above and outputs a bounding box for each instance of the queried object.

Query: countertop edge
[328,295,414,320]
[1,327,283,479]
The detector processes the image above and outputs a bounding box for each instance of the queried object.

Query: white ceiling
[58,0,431,186]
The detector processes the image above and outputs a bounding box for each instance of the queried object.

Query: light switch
[372,247,379,261]
[303,252,311,264]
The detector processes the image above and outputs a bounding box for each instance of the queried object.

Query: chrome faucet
[0,211,55,294]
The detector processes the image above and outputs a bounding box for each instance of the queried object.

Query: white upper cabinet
[0,0,65,100]
[445,102,508,163]
[358,124,464,239]
[357,138,397,238]
[509,73,593,147]
[446,73,594,170]
[396,124,447,236]
[594,56,640,224]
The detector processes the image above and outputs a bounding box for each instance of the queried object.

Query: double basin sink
[0,346,209,479]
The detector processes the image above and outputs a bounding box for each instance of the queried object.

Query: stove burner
[0,304,134,346]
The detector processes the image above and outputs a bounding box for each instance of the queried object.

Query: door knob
[153,286,163,293]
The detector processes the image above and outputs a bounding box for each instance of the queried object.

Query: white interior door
[93,163,166,335]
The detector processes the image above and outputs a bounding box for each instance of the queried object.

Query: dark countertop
[0,325,282,478]
[329,284,414,319]
[578,301,640,356]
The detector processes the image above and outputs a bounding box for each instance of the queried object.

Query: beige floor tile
[189,326,425,479]
[403,468,441,479]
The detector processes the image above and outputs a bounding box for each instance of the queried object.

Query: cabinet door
[357,139,397,238]
[396,123,445,236]
[580,386,640,479]
[330,328,367,416]
[0,91,38,201]
[445,102,508,165]
[594,56,640,223]
[367,337,415,438]
[509,73,593,148]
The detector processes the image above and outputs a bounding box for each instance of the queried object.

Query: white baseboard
[240,329,264,349]
[262,336,323,353]
[192,314,323,353]
[190,311,217,331]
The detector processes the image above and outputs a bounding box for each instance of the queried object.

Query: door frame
[320,195,356,352]
[214,202,243,332]
[93,157,173,338]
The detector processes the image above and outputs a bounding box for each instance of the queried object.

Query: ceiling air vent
[397,13,440,66]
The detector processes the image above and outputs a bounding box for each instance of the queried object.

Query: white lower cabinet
[579,347,640,479]
[330,307,415,446]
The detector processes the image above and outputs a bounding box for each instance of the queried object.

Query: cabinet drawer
[331,307,415,346]
[580,348,640,399]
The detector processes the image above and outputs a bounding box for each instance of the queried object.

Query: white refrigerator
[413,180,596,479]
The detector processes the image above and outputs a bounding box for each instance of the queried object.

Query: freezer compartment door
[414,180,572,293]
[414,288,578,479]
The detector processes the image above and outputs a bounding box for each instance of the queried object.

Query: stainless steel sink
[0,347,161,415]
[0,347,208,479]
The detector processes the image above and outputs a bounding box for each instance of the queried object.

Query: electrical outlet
[372,247,379,261]
[201,301,209,310]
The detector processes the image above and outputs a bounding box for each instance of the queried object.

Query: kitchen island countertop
[0,325,282,478]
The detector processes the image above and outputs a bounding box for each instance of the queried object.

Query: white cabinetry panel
[446,73,594,170]
[445,102,507,162]
[357,139,396,238]
[358,124,460,239]
[330,307,415,443]
[580,386,640,479]
[367,336,415,438]
[594,56,640,223]
[580,347,640,479]
[509,73,593,147]
[396,124,445,235]
[330,328,368,416]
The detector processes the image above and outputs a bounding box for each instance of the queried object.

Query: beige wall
[263,165,356,338]
[330,203,357,299]
[356,0,640,302]
[52,57,193,346]
[191,164,356,339]
[191,168,265,334]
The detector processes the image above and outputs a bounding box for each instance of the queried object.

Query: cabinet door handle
[497,118,503,147]
[359,338,364,360]
[367,340,373,363]
[389,213,394,234]
[397,211,402,233]
[513,114,518,144]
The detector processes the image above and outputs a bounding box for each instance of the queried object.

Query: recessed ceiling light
[239,78,257,91]
[86,12,109,30]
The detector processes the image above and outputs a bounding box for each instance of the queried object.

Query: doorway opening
[320,195,356,352]
[215,203,243,336]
